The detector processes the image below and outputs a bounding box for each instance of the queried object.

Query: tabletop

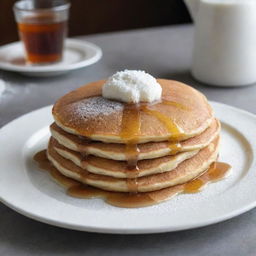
[1,24,256,256]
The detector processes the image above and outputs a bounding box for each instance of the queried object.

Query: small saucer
[0,39,102,77]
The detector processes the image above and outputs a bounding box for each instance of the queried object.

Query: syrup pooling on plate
[183,162,231,193]
[33,150,231,208]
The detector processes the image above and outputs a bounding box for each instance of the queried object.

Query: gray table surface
[1,24,256,256]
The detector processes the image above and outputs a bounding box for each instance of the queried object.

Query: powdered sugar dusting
[67,96,124,120]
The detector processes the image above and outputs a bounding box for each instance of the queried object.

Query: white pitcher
[184,0,256,86]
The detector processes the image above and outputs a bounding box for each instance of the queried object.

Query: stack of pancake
[47,79,220,204]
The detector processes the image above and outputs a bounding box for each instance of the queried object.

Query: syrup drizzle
[76,135,92,158]
[141,107,182,139]
[161,99,190,111]
[141,101,187,157]
[141,102,185,158]
[34,150,231,208]
[168,142,182,155]
[120,104,141,191]
[119,100,188,191]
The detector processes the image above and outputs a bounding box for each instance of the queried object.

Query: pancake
[52,79,214,143]
[47,136,220,192]
[50,119,220,160]
[51,137,199,178]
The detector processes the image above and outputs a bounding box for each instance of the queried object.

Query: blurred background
[1,0,191,46]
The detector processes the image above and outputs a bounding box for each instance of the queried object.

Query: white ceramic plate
[0,39,102,77]
[0,102,255,234]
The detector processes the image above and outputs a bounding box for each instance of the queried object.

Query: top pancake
[53,79,214,143]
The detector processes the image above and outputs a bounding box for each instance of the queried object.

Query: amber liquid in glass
[18,14,67,64]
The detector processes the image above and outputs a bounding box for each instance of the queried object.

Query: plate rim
[0,39,102,73]
[0,101,256,234]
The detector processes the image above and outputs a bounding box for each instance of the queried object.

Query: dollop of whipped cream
[102,70,162,103]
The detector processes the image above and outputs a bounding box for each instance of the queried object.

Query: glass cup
[13,0,70,65]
